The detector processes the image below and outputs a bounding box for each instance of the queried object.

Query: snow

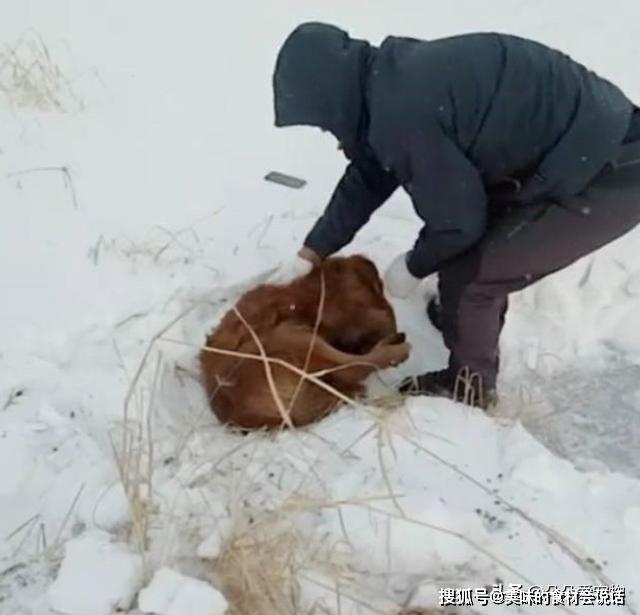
[138,568,228,615]
[1,1,640,614]
[47,531,143,615]
[196,519,233,561]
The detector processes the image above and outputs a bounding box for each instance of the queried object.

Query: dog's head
[316,254,397,353]
[344,254,386,301]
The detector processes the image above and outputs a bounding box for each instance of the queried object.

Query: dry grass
[0,30,83,112]
[166,337,364,410]
[214,514,306,615]
[214,506,390,615]
[8,166,79,209]
[110,306,197,560]
[288,268,327,415]
[86,224,225,274]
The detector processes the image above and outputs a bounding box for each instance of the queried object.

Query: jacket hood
[273,22,370,146]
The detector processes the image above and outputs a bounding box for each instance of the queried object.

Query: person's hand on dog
[383,252,421,298]
[269,246,321,285]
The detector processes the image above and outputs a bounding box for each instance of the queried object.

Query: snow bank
[138,568,228,615]
[47,531,143,615]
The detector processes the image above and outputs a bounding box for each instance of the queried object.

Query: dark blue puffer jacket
[273,24,633,277]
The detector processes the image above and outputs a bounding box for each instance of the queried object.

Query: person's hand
[383,252,421,298]
[268,247,321,285]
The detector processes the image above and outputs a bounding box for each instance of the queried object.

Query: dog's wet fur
[200,255,410,429]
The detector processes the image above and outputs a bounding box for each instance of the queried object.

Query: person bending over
[271,23,640,408]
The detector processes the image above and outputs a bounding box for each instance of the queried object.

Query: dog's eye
[289,304,296,311]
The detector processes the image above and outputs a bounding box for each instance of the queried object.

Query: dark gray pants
[438,148,640,388]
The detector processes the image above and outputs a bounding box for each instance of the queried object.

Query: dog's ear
[348,255,384,296]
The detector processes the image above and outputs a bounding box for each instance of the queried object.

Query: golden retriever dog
[199,255,410,429]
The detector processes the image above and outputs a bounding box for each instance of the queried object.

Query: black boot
[426,296,443,332]
[399,367,497,410]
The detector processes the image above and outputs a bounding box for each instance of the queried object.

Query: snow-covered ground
[2,1,640,613]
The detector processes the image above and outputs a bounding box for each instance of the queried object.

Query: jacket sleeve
[401,129,488,278]
[304,153,398,258]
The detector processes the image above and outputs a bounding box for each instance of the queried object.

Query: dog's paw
[388,341,411,366]
[379,331,406,346]
[394,331,407,344]
[371,338,411,367]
